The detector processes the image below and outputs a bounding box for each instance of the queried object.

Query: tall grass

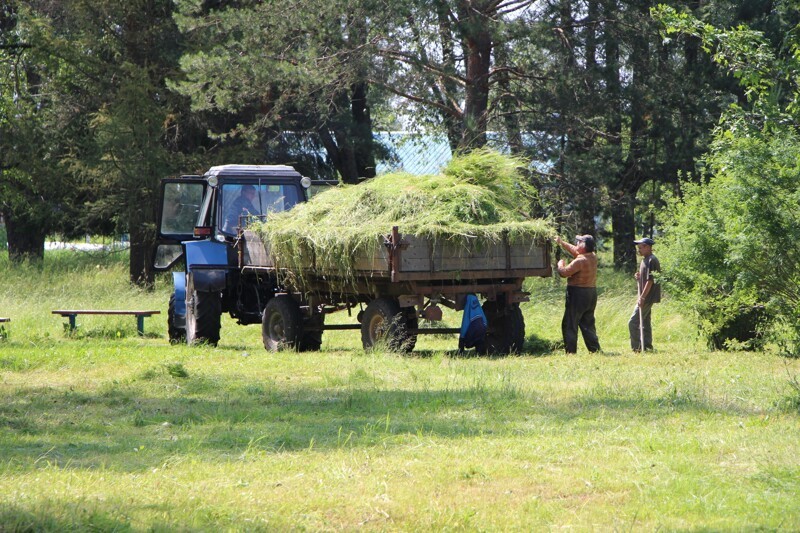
[0,250,171,341]
[1,250,799,530]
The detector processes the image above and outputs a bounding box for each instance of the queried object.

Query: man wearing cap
[554,234,601,354]
[629,237,661,351]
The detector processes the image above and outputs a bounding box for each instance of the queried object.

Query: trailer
[153,164,551,354]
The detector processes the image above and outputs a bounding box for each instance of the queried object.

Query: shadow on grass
[0,365,776,474]
[0,504,133,532]
[61,327,163,340]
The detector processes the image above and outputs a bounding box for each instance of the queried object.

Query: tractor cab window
[160,182,204,236]
[220,183,301,234]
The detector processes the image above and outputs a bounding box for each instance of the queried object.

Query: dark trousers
[562,286,601,353]
[628,303,653,351]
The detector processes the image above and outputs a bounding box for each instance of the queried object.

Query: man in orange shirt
[554,234,601,354]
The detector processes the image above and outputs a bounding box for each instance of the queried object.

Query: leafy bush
[660,130,800,354]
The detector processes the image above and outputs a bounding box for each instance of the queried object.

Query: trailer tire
[481,301,525,355]
[186,275,222,346]
[404,311,418,352]
[361,298,416,352]
[168,293,186,344]
[299,312,325,352]
[262,295,303,351]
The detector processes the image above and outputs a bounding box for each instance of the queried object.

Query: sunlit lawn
[0,251,798,530]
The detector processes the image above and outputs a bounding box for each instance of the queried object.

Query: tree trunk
[586,0,598,72]
[603,1,625,266]
[3,208,46,263]
[128,179,158,288]
[616,3,650,270]
[318,126,360,184]
[456,1,492,150]
[610,190,636,270]
[432,0,466,152]
[494,43,523,154]
[350,81,376,179]
[129,220,155,288]
[317,82,377,185]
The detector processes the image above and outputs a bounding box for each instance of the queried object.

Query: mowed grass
[0,251,799,531]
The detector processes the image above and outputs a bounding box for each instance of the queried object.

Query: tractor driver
[224,184,259,232]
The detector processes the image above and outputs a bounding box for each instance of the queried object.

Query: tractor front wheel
[168,293,186,344]
[185,274,222,346]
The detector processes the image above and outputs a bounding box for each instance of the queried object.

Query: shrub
[660,130,800,354]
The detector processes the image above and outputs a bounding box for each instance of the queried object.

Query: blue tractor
[153,164,316,346]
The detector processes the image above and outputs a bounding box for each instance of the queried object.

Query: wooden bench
[52,310,160,336]
[0,318,9,323]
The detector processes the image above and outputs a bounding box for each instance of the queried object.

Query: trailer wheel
[299,312,325,352]
[168,293,186,344]
[481,301,525,355]
[262,295,303,351]
[404,311,418,352]
[185,275,221,346]
[361,298,416,352]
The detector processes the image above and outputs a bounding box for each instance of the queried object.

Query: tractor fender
[184,240,230,292]
[191,269,227,292]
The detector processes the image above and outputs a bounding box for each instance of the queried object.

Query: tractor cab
[153,165,310,271]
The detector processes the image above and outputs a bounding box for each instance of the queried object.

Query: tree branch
[368,78,463,119]
[378,48,467,85]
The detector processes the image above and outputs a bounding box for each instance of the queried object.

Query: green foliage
[653,5,782,99]
[653,4,800,125]
[1,1,199,277]
[254,150,555,290]
[0,7,77,259]
[656,6,800,355]
[172,0,383,180]
[661,132,800,352]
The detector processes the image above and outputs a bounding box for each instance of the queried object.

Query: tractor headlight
[300,176,312,189]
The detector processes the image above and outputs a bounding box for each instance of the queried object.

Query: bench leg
[137,315,145,336]
[68,315,77,332]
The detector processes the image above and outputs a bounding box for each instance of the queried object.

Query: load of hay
[252,149,555,286]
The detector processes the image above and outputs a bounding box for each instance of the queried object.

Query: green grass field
[1,251,798,530]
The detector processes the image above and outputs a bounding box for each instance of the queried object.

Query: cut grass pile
[254,149,556,284]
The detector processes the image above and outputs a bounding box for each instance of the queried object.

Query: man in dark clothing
[555,234,601,354]
[629,237,661,351]
[224,184,259,232]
